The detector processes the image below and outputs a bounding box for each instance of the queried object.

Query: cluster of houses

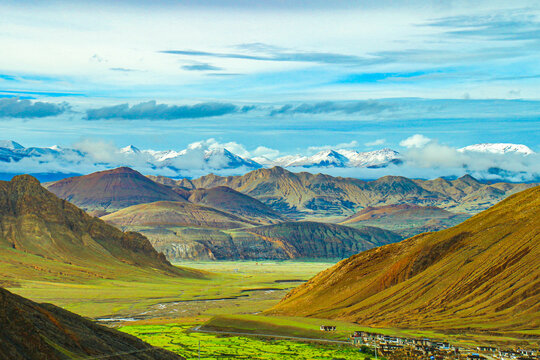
[349,331,538,359]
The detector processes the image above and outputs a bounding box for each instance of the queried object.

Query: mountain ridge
[154,167,536,218]
[0,174,196,282]
[267,186,540,333]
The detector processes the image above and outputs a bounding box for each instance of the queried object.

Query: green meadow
[3,260,334,318]
[119,323,375,360]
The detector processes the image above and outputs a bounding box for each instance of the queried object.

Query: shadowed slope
[141,221,402,261]
[0,287,183,360]
[46,167,186,212]
[268,186,540,333]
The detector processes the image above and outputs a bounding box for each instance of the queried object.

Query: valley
[1,168,538,359]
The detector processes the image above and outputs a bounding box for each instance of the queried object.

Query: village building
[319,325,336,331]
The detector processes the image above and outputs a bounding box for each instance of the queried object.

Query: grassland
[4,259,534,351]
[119,322,375,359]
[3,260,333,318]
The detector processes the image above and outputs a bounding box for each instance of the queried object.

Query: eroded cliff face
[0,287,183,360]
[131,221,402,261]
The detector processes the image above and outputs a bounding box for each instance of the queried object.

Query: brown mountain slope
[0,175,196,282]
[0,287,183,360]
[46,167,186,212]
[341,204,471,238]
[102,201,256,229]
[188,186,288,225]
[268,186,540,333]
[138,221,402,261]
[152,167,535,218]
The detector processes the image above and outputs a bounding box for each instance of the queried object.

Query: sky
[0,0,539,179]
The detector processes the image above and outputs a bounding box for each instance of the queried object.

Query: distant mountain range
[0,139,536,182]
[268,185,540,334]
[42,166,537,261]
[156,167,536,218]
[0,287,183,360]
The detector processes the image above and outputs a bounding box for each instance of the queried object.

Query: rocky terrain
[44,166,536,261]
[0,175,199,282]
[187,186,288,225]
[268,186,540,333]
[128,221,402,261]
[0,287,183,360]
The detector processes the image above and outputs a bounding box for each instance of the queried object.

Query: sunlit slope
[0,287,183,360]
[0,175,200,282]
[188,186,288,225]
[154,167,536,218]
[269,186,540,332]
[102,200,256,229]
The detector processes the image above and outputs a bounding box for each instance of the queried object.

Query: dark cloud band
[0,97,68,118]
[85,100,243,120]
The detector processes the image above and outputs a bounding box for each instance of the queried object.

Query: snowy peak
[271,148,401,168]
[339,148,401,167]
[120,145,141,154]
[459,143,534,155]
[204,148,261,169]
[0,140,25,150]
[287,150,349,167]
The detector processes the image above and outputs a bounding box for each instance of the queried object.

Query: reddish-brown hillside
[188,186,287,225]
[46,167,185,212]
[102,201,256,229]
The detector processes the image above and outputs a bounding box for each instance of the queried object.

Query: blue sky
[0,0,539,157]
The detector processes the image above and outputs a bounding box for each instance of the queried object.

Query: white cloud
[307,140,359,153]
[252,146,280,159]
[365,138,386,147]
[399,134,431,148]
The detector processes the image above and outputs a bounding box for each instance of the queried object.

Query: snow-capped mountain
[459,143,534,155]
[203,148,261,169]
[0,139,536,182]
[268,148,401,168]
[120,145,141,154]
[338,148,402,167]
[0,140,24,150]
[285,150,349,168]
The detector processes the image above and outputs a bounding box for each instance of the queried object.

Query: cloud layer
[0,136,538,182]
[86,100,241,120]
[0,97,67,118]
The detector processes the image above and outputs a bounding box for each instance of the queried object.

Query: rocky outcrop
[135,221,402,261]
